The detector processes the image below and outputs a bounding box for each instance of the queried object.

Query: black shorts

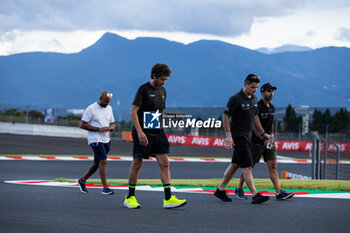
[231,135,253,168]
[90,141,111,161]
[132,129,170,159]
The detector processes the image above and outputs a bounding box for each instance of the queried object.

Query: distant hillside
[0,32,349,117]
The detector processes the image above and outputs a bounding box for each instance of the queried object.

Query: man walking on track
[77,91,115,195]
[214,74,270,204]
[124,63,187,209]
[235,83,294,201]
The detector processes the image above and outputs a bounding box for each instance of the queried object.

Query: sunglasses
[105,93,113,98]
[247,75,260,82]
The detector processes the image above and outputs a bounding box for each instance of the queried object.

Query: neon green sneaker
[124,196,141,209]
[163,195,187,209]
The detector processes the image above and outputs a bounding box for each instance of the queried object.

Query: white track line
[1,155,349,164]
[4,180,350,199]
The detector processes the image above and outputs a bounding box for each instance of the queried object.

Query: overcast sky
[0,0,349,55]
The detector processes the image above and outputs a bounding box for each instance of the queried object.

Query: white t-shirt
[81,102,115,144]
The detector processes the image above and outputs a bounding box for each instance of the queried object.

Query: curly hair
[150,63,172,79]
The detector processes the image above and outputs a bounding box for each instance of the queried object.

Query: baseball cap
[261,83,277,91]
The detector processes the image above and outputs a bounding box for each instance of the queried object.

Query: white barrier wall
[0,122,87,138]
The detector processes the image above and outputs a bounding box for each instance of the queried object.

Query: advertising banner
[166,134,350,152]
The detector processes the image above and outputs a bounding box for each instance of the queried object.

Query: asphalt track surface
[0,160,312,180]
[6,133,350,180]
[0,134,314,179]
[1,178,350,233]
[1,133,347,179]
[1,134,350,232]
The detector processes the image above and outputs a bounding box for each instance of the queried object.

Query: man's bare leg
[241,167,257,196]
[82,161,99,182]
[267,160,281,193]
[155,154,171,185]
[238,163,256,189]
[128,158,143,185]
[98,158,108,188]
[219,163,239,190]
[127,158,143,198]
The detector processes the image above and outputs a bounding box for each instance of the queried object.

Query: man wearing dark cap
[77,91,116,195]
[214,74,271,204]
[235,83,294,200]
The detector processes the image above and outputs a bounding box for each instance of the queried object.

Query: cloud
[0,0,308,36]
[306,30,316,37]
[0,30,18,42]
[335,27,350,41]
[0,30,105,55]
[46,39,62,48]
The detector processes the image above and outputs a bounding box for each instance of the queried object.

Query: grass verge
[55,178,350,191]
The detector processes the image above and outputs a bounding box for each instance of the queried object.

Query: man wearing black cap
[214,74,271,204]
[235,83,294,200]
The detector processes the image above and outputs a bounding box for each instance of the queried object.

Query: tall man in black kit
[124,63,187,209]
[214,74,271,204]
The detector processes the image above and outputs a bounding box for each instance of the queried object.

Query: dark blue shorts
[90,141,111,161]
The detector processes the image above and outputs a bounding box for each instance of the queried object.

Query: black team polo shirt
[132,82,166,135]
[252,99,275,144]
[224,89,258,139]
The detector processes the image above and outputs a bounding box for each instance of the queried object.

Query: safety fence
[309,131,350,180]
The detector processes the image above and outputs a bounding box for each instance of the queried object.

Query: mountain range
[0,32,349,117]
[256,44,312,54]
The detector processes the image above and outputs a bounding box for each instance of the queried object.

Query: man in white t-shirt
[77,91,116,195]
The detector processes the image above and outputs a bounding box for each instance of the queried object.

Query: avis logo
[143,110,161,129]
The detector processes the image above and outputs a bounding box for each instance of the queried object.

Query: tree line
[0,108,44,119]
[0,108,81,121]
[1,106,349,134]
[283,105,350,134]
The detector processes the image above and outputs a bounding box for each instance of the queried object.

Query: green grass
[55,178,350,191]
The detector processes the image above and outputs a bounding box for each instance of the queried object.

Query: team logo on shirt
[260,112,269,118]
[143,110,161,129]
[242,103,250,110]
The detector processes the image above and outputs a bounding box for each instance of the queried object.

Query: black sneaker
[276,190,294,200]
[214,188,232,202]
[252,193,269,204]
[77,178,88,193]
[102,187,115,195]
[234,187,247,200]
